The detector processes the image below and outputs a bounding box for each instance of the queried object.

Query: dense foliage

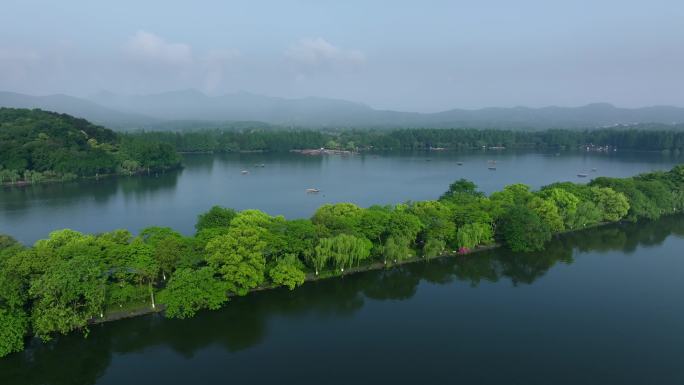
[1,165,683,357]
[128,125,684,153]
[0,108,180,184]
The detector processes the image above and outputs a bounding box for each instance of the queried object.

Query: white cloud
[118,31,244,93]
[285,38,365,74]
[124,30,193,67]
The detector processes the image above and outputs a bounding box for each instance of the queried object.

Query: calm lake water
[0,150,681,244]
[1,216,683,385]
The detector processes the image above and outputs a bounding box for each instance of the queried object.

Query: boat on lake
[306,188,320,193]
[577,173,588,177]
[241,170,249,175]
[488,166,497,170]
[457,162,463,166]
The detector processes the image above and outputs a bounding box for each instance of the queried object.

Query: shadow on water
[1,215,683,384]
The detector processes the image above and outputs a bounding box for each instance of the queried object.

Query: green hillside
[0,108,180,184]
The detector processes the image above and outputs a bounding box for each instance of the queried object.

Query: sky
[1,0,683,112]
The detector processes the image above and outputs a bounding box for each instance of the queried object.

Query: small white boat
[241,170,249,175]
[306,188,320,193]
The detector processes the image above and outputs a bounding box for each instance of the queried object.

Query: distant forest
[3,108,684,185]
[128,124,684,153]
[0,108,180,184]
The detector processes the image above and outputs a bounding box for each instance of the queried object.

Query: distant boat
[254,163,265,168]
[456,162,463,166]
[577,173,588,177]
[306,188,320,193]
[241,170,249,175]
[488,166,497,170]
[591,168,597,172]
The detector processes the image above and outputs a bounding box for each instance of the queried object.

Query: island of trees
[1,164,683,357]
[0,108,180,185]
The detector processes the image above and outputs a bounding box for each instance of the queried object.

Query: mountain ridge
[2,90,684,129]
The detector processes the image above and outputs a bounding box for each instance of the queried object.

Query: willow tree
[456,222,494,249]
[315,234,372,273]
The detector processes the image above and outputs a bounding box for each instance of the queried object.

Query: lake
[1,215,683,385]
[0,150,681,244]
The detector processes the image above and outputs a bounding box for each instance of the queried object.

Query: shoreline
[92,243,500,324]
[92,221,615,325]
[0,166,182,188]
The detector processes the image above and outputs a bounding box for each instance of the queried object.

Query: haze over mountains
[2,90,684,130]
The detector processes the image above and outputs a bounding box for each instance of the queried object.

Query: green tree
[307,250,329,276]
[422,238,445,259]
[568,201,603,229]
[539,188,580,227]
[456,222,494,249]
[382,236,413,264]
[140,227,184,280]
[205,213,268,295]
[440,179,483,200]
[268,254,306,290]
[490,183,534,209]
[410,200,456,244]
[315,234,372,272]
[0,308,27,357]
[29,254,106,340]
[0,234,18,250]
[195,206,237,232]
[127,239,159,309]
[528,197,564,232]
[591,187,630,222]
[0,245,29,357]
[311,203,362,236]
[158,267,228,319]
[355,206,392,244]
[499,205,552,252]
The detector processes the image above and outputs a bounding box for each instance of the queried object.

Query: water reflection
[2,215,682,385]
[0,170,180,218]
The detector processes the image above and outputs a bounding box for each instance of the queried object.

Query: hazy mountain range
[2,90,684,130]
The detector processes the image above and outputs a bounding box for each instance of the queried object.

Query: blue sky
[1,0,682,111]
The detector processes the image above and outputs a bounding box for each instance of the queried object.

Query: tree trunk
[149,283,156,309]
